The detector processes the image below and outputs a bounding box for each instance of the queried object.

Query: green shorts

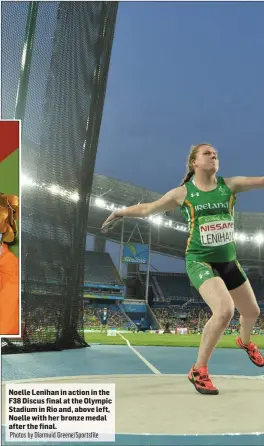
[186,259,247,292]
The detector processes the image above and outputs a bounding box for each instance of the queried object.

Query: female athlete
[102,143,264,395]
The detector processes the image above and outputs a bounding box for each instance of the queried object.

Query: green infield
[84,332,264,349]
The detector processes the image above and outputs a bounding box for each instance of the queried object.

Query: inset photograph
[0,120,19,336]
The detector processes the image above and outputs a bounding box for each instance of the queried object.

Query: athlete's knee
[240,305,260,320]
[214,305,234,326]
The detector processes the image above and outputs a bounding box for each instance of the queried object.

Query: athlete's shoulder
[181,179,196,198]
[219,176,234,192]
[182,178,195,191]
[175,185,188,206]
[179,184,198,209]
[217,176,225,184]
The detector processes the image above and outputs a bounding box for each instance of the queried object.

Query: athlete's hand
[102,211,119,229]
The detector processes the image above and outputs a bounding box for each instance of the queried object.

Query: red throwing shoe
[236,336,264,367]
[188,365,219,395]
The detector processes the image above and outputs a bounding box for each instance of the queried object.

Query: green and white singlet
[180,176,236,263]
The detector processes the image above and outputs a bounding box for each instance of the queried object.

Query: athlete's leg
[194,277,234,369]
[213,260,259,345]
[230,280,264,366]
[230,280,260,345]
[186,261,234,369]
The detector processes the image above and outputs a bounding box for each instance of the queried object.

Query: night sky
[2,2,264,273]
[95,2,264,272]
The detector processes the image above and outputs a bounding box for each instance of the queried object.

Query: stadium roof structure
[22,137,264,268]
[89,174,264,268]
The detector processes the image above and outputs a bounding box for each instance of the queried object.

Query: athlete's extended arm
[102,186,186,227]
[224,176,264,193]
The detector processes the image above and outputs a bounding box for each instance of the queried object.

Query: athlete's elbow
[144,202,160,217]
[142,204,151,217]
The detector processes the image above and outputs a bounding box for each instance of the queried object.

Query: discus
[101,216,123,234]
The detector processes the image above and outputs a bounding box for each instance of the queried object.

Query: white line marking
[0,423,263,436]
[117,332,161,374]
[1,422,263,436]
[2,373,263,384]
[208,374,264,380]
[153,373,264,380]
[117,432,264,437]
[1,374,156,384]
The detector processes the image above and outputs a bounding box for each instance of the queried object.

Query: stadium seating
[149,271,263,307]
[84,251,123,285]
[152,273,192,298]
[121,302,148,328]
[83,302,134,329]
[82,257,264,332]
[247,275,263,299]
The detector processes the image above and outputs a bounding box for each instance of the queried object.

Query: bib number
[198,214,234,247]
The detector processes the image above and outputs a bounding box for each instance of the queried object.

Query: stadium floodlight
[21,173,37,187]
[21,173,79,202]
[47,184,63,196]
[68,192,79,202]
[20,171,263,240]
[152,216,163,225]
[238,233,247,242]
[47,184,79,201]
[254,233,264,245]
[95,197,106,208]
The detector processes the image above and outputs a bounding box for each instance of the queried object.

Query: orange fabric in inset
[0,243,19,335]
